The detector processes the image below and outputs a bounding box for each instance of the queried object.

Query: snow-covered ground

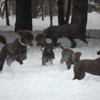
[0,12,100,100]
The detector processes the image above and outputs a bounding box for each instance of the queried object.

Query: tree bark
[71,0,88,41]
[31,0,38,18]
[65,0,71,24]
[57,0,65,25]
[5,0,10,26]
[15,0,32,32]
[49,0,53,26]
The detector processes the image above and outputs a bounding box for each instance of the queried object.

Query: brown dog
[73,57,100,80]
[35,15,87,48]
[59,43,81,69]
[0,35,7,44]
[0,30,34,71]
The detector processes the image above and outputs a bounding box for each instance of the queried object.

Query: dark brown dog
[59,43,81,69]
[35,15,87,48]
[0,35,7,44]
[0,30,34,71]
[40,42,55,65]
[73,57,100,80]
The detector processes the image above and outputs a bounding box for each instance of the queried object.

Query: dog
[35,15,87,48]
[0,35,7,44]
[73,57,100,80]
[59,43,82,69]
[40,41,55,65]
[0,30,34,71]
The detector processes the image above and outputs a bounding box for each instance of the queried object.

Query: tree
[49,0,53,26]
[71,0,88,43]
[57,0,65,25]
[5,0,10,26]
[65,0,71,24]
[57,0,71,25]
[31,0,38,18]
[15,0,32,32]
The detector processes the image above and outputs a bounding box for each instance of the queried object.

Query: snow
[0,12,100,100]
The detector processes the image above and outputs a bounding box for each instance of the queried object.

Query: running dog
[0,30,34,71]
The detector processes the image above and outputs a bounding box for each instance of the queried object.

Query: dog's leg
[73,70,83,80]
[42,57,46,65]
[51,38,58,47]
[6,54,15,66]
[49,59,53,65]
[80,72,85,80]
[60,58,64,63]
[66,61,71,70]
[68,37,77,48]
[0,45,8,71]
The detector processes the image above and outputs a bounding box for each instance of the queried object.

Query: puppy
[73,57,100,80]
[0,30,34,71]
[59,43,81,69]
[35,15,87,48]
[40,42,55,65]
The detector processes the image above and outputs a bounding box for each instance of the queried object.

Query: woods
[0,0,100,39]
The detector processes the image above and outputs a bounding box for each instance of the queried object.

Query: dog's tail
[58,42,65,50]
[74,15,81,26]
[0,35,7,44]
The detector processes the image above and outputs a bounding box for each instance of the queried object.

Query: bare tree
[57,0,65,25]
[5,0,10,26]
[15,0,32,32]
[31,0,38,18]
[71,0,88,43]
[49,0,53,26]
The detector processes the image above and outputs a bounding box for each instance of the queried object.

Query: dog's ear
[17,30,34,40]
[16,30,24,38]
[35,33,44,41]
[78,52,82,56]
[24,30,34,41]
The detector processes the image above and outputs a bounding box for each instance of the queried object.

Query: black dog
[40,42,55,65]
[35,15,87,48]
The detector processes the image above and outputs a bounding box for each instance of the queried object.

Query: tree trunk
[57,0,65,25]
[65,0,71,24]
[15,0,32,32]
[31,0,38,18]
[5,0,10,26]
[71,0,88,42]
[49,0,53,26]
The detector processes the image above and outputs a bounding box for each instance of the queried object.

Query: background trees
[0,0,100,33]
